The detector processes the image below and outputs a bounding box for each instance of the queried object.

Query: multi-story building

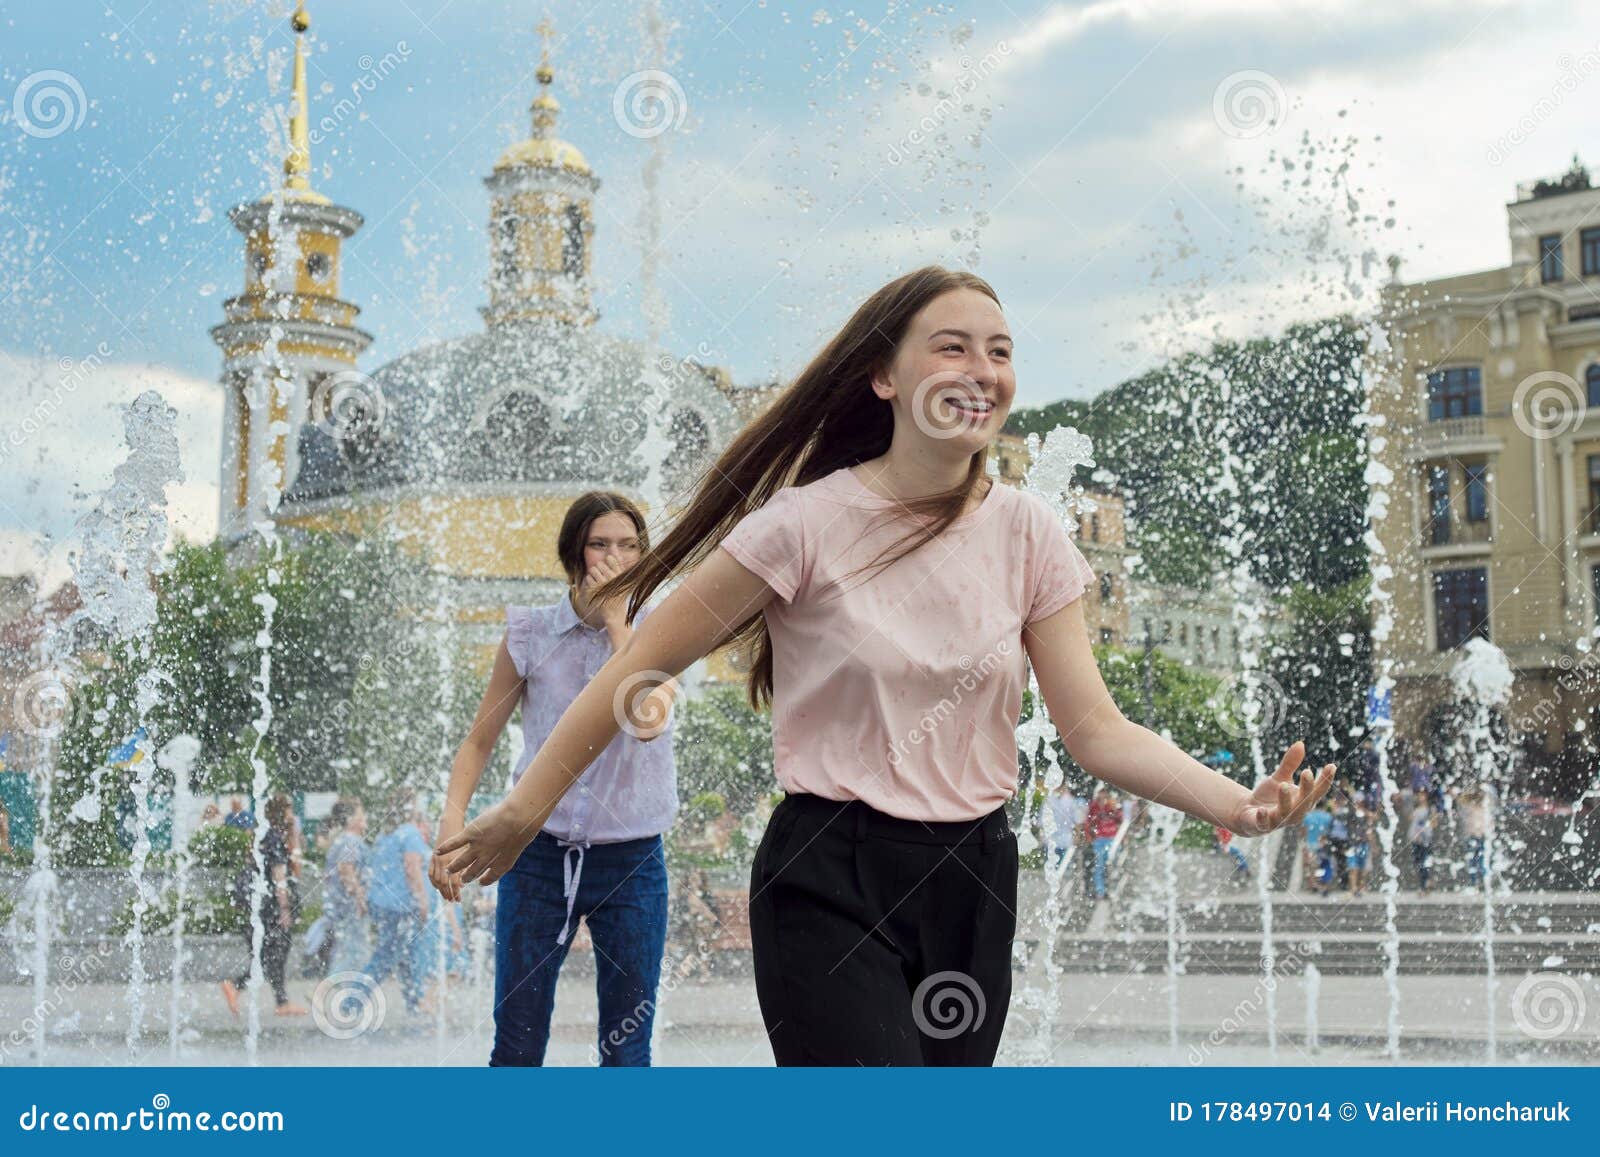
[1373,159,1600,790]
[991,431,1129,647]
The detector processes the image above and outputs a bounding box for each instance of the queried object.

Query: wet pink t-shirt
[719,465,1096,822]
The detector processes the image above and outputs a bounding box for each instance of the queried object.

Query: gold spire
[494,16,591,174]
[531,16,560,141]
[282,3,324,200]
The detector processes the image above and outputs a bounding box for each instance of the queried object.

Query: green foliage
[49,528,443,865]
[1007,316,1368,593]
[671,684,774,819]
[1007,315,1372,780]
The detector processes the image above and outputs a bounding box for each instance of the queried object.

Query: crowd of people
[1301,778,1494,896]
[216,792,480,1019]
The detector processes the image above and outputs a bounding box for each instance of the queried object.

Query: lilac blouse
[504,595,679,846]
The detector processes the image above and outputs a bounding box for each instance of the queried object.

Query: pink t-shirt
[719,465,1096,822]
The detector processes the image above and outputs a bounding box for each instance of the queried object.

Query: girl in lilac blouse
[431,492,679,1066]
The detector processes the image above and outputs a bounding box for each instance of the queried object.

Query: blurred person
[1456,787,1489,887]
[363,799,435,1015]
[1407,791,1435,893]
[323,797,370,975]
[1301,797,1333,892]
[1345,796,1373,895]
[1084,787,1123,899]
[1042,779,1086,871]
[1213,825,1250,878]
[220,793,306,1017]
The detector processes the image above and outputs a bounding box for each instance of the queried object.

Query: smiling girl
[433,266,1333,1066]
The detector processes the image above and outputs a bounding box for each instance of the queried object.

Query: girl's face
[581,511,643,578]
[873,287,1016,458]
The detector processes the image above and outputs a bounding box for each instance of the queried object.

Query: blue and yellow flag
[108,726,148,768]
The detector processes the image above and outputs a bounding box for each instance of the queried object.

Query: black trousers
[234,919,291,1006]
[748,791,1018,1066]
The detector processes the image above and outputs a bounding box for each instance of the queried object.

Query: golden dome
[495,20,592,176]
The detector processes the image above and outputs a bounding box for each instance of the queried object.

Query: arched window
[663,408,712,497]
[494,215,519,282]
[484,391,553,478]
[562,205,585,278]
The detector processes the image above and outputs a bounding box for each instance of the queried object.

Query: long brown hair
[596,265,1001,709]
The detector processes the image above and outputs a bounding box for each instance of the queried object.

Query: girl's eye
[941,344,963,353]
[991,348,1011,359]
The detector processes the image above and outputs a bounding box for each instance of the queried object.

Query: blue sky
[2,0,1597,582]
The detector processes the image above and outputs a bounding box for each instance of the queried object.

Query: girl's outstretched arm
[1023,597,1333,836]
[435,547,775,888]
[429,636,525,900]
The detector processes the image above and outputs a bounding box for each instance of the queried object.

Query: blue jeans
[1092,837,1115,897]
[364,908,426,1012]
[327,910,370,976]
[491,831,668,1067]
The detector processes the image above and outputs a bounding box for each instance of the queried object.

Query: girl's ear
[868,366,895,401]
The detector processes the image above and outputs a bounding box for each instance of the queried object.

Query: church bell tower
[211,2,372,531]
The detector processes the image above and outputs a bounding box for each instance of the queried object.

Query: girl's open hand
[433,798,538,888]
[1229,741,1335,837]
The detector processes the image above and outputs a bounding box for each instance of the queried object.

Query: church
[209,5,776,666]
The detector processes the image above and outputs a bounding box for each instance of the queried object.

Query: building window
[1211,626,1221,654]
[1179,622,1188,646]
[1426,464,1451,545]
[1593,563,1600,616]
[562,204,586,278]
[1541,233,1565,282]
[494,216,518,281]
[1590,456,1600,534]
[1088,513,1100,542]
[1426,366,1482,420]
[1584,227,1600,276]
[1098,627,1114,645]
[1588,365,1600,408]
[1464,462,1488,523]
[1162,620,1172,643]
[1098,573,1113,601]
[1433,567,1489,650]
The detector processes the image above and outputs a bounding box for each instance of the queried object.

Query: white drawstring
[555,838,588,945]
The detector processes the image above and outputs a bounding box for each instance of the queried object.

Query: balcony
[1406,414,1503,462]
[1419,515,1493,559]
